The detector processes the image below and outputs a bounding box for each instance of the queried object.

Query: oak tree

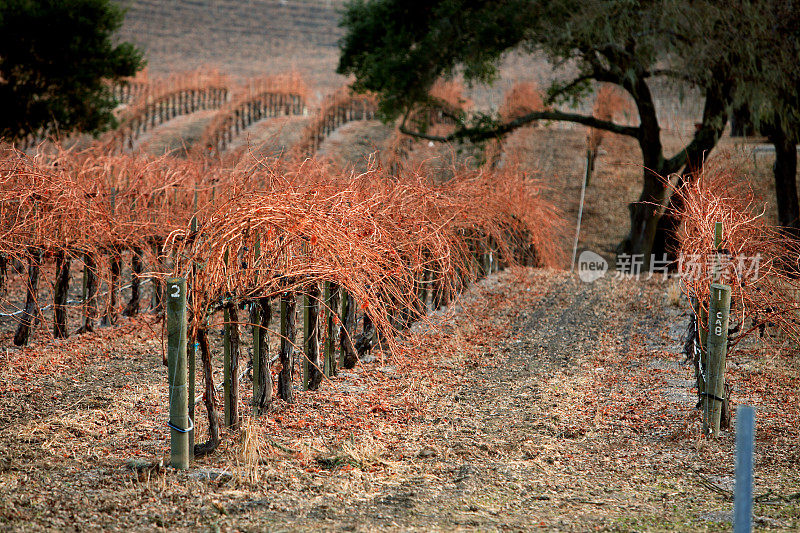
[0,0,144,141]
[338,0,743,265]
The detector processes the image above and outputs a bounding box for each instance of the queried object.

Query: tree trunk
[77,253,97,334]
[340,290,358,369]
[0,253,6,295]
[225,302,241,429]
[305,283,323,390]
[254,297,272,414]
[278,292,296,402]
[53,250,70,338]
[355,312,375,358]
[730,104,756,137]
[325,283,340,376]
[151,241,163,314]
[13,248,42,346]
[617,75,669,269]
[103,251,121,326]
[124,247,143,317]
[194,326,220,457]
[769,125,800,234]
[624,83,730,267]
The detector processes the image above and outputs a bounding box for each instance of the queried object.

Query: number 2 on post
[170,284,180,299]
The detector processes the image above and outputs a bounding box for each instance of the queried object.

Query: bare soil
[0,268,798,531]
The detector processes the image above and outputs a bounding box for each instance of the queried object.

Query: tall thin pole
[734,405,755,533]
[571,149,592,271]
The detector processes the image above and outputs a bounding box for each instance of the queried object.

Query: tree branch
[545,74,595,103]
[399,109,640,143]
[646,68,698,85]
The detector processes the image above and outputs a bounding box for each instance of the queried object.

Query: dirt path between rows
[0,269,797,532]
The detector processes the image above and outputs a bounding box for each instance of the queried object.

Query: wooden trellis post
[704,282,731,436]
[166,277,190,469]
[696,222,724,402]
[703,221,731,436]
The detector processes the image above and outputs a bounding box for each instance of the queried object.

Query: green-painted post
[166,277,189,469]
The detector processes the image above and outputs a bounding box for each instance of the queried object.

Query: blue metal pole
[734,405,755,533]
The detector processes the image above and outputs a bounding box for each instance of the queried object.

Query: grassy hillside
[113,0,347,90]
